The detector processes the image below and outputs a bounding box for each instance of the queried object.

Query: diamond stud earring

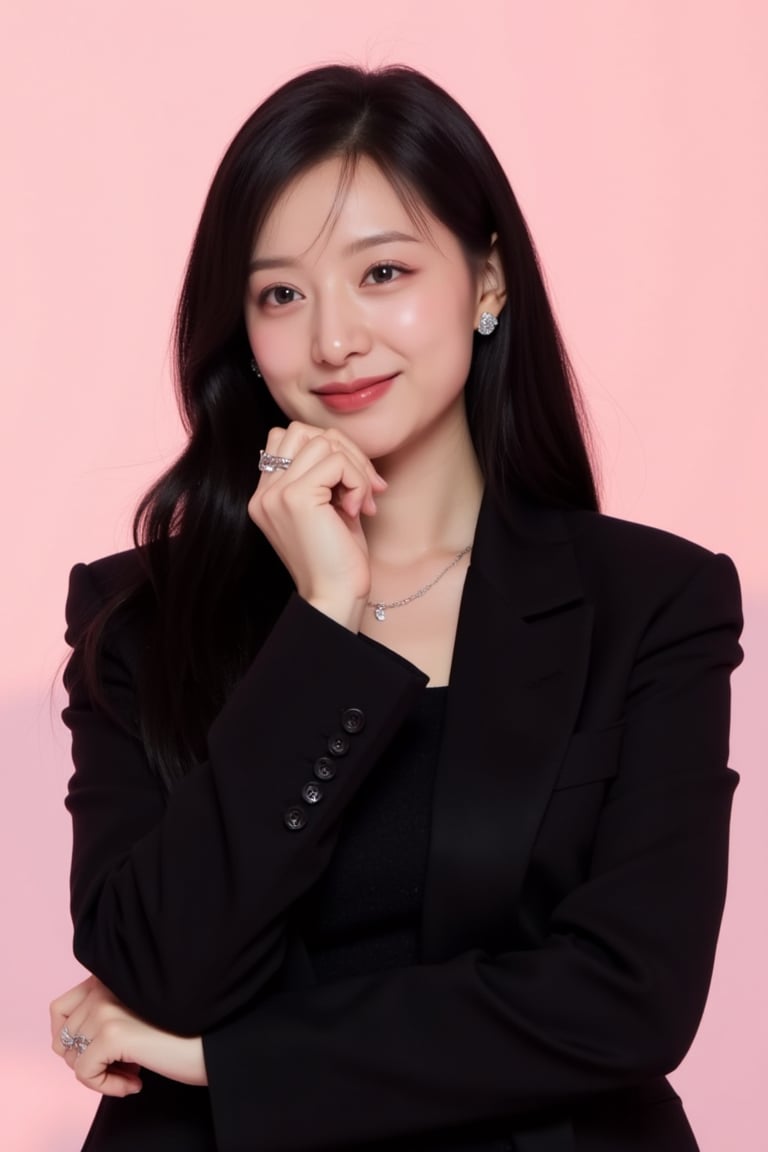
[476,312,499,336]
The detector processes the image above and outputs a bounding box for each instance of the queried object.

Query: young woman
[50,65,743,1152]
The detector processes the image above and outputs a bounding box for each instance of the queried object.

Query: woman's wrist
[153,1032,207,1087]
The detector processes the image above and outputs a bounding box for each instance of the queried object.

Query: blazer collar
[420,489,593,962]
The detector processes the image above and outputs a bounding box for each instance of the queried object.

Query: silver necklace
[367,545,472,622]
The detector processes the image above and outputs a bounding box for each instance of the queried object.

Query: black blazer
[62,489,743,1152]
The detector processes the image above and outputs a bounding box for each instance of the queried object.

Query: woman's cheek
[253,329,303,396]
[261,372,301,420]
[386,299,420,334]
[383,279,472,345]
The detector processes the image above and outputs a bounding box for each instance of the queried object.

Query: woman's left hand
[50,975,207,1096]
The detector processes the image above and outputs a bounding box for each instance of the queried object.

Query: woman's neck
[364,408,483,563]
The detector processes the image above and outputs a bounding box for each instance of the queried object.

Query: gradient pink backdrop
[3,2,766,1148]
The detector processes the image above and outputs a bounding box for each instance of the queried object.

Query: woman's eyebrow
[248,230,420,272]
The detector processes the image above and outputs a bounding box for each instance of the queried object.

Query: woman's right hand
[51,974,206,1095]
[248,422,387,632]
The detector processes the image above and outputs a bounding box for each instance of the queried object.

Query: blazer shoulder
[65,546,150,647]
[81,546,147,597]
[567,506,731,567]
[562,507,741,612]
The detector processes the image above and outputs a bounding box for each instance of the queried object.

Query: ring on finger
[60,1025,76,1050]
[60,1025,91,1055]
[259,450,293,473]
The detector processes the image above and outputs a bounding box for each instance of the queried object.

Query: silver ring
[259,450,293,473]
[60,1025,76,1050]
[60,1025,91,1054]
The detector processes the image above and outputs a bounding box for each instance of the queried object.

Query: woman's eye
[364,263,407,285]
[260,285,301,306]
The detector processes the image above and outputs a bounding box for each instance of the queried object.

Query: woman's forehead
[252,156,434,260]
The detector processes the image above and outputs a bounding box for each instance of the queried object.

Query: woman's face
[244,156,504,462]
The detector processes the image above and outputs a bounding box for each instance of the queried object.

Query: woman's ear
[474,232,507,327]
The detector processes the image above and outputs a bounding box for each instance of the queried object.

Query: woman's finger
[51,975,112,1059]
[74,1033,143,1097]
[60,1011,92,1069]
[286,422,385,486]
[264,422,385,495]
[277,446,373,520]
[52,1009,89,1060]
[50,975,96,1047]
[255,434,376,521]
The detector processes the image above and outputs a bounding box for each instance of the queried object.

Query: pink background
[3,2,766,1147]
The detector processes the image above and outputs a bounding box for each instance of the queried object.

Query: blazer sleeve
[62,561,428,1034]
[201,551,744,1151]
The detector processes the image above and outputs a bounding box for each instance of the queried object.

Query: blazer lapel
[421,491,593,962]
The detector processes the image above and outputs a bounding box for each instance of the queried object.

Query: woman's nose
[310,291,371,366]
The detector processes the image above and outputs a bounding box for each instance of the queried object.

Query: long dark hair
[73,64,599,788]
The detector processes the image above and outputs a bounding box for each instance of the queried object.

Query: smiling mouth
[312,373,398,396]
[311,374,397,412]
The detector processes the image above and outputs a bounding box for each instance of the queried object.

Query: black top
[301,687,448,983]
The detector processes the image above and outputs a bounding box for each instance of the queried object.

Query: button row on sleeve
[283,706,366,831]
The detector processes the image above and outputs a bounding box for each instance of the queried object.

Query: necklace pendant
[373,604,386,622]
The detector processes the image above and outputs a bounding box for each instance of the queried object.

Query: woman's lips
[312,374,396,413]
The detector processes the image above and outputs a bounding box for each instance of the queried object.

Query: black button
[302,782,323,804]
[341,707,365,734]
[328,733,350,757]
[313,757,337,781]
[283,806,307,831]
